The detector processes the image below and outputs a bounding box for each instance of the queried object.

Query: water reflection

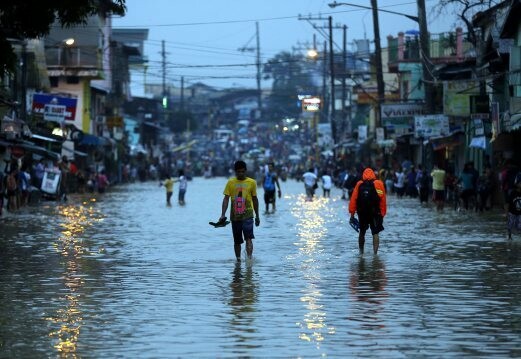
[227,262,259,348]
[292,195,334,346]
[348,256,388,329]
[45,202,103,356]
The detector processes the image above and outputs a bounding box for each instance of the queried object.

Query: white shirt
[178,176,187,190]
[302,172,317,187]
[321,175,332,189]
[395,172,405,188]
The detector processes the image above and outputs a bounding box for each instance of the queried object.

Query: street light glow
[64,38,75,46]
[307,49,318,58]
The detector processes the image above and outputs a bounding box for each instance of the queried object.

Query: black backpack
[356,180,380,215]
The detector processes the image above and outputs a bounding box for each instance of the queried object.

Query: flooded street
[1,177,520,358]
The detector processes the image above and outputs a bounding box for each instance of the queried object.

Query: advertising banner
[443,81,479,116]
[414,115,449,138]
[32,94,77,122]
[381,103,423,129]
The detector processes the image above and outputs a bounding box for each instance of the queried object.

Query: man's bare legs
[372,234,379,254]
[245,238,253,258]
[358,234,365,254]
[234,243,241,261]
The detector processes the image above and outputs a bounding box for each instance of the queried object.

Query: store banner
[381,103,423,129]
[443,81,479,116]
[32,94,77,122]
[414,115,449,138]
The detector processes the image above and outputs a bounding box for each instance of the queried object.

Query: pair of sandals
[209,216,230,228]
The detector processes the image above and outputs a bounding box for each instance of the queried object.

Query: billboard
[32,94,77,122]
[414,115,449,138]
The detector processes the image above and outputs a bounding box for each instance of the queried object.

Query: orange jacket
[348,168,387,217]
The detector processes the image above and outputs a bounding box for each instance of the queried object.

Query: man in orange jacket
[349,167,387,254]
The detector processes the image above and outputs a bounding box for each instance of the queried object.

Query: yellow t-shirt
[164,178,174,192]
[224,177,257,221]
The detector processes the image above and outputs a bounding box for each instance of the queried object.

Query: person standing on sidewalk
[349,168,387,255]
[218,160,260,261]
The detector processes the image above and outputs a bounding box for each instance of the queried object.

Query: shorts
[264,189,276,204]
[507,213,521,232]
[433,189,445,201]
[231,218,255,245]
[358,213,384,236]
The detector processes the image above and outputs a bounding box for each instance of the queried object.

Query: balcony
[45,46,102,78]
[388,28,475,72]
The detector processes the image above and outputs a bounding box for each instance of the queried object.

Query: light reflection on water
[0,178,520,357]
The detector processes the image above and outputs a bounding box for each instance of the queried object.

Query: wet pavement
[0,178,520,358]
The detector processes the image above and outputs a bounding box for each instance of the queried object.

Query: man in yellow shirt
[431,164,446,211]
[219,160,260,261]
[160,175,175,206]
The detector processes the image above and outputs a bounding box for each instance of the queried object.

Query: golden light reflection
[45,202,104,356]
[291,194,336,347]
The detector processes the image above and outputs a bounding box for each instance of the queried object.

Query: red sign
[32,94,77,122]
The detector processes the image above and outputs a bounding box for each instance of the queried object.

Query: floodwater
[1,178,520,358]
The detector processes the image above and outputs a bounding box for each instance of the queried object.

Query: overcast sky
[112,0,464,95]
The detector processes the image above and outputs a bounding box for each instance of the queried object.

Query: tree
[433,0,501,47]
[0,0,126,72]
[263,51,316,121]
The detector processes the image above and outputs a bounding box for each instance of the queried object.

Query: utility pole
[342,25,347,140]
[322,40,327,125]
[329,16,337,146]
[371,0,385,130]
[417,0,433,113]
[180,76,185,111]
[161,40,166,99]
[161,40,168,125]
[21,40,27,121]
[256,22,262,119]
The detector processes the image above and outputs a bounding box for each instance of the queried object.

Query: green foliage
[263,51,316,121]
[0,0,126,71]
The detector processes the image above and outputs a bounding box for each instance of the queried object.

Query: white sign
[302,97,321,112]
[41,169,61,195]
[376,127,385,142]
[381,103,424,119]
[414,115,449,138]
[44,104,66,122]
[473,118,484,136]
[358,125,367,143]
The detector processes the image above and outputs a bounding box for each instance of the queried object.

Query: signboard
[32,94,77,122]
[381,103,423,129]
[41,169,61,195]
[302,97,321,112]
[44,104,66,122]
[443,81,479,116]
[376,127,385,142]
[106,116,124,128]
[381,103,424,119]
[358,125,367,143]
[414,114,449,138]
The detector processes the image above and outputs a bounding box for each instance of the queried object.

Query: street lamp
[328,1,419,23]
[327,1,429,132]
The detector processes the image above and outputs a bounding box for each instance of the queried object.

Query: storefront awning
[430,131,464,151]
[79,134,110,146]
[31,134,61,142]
